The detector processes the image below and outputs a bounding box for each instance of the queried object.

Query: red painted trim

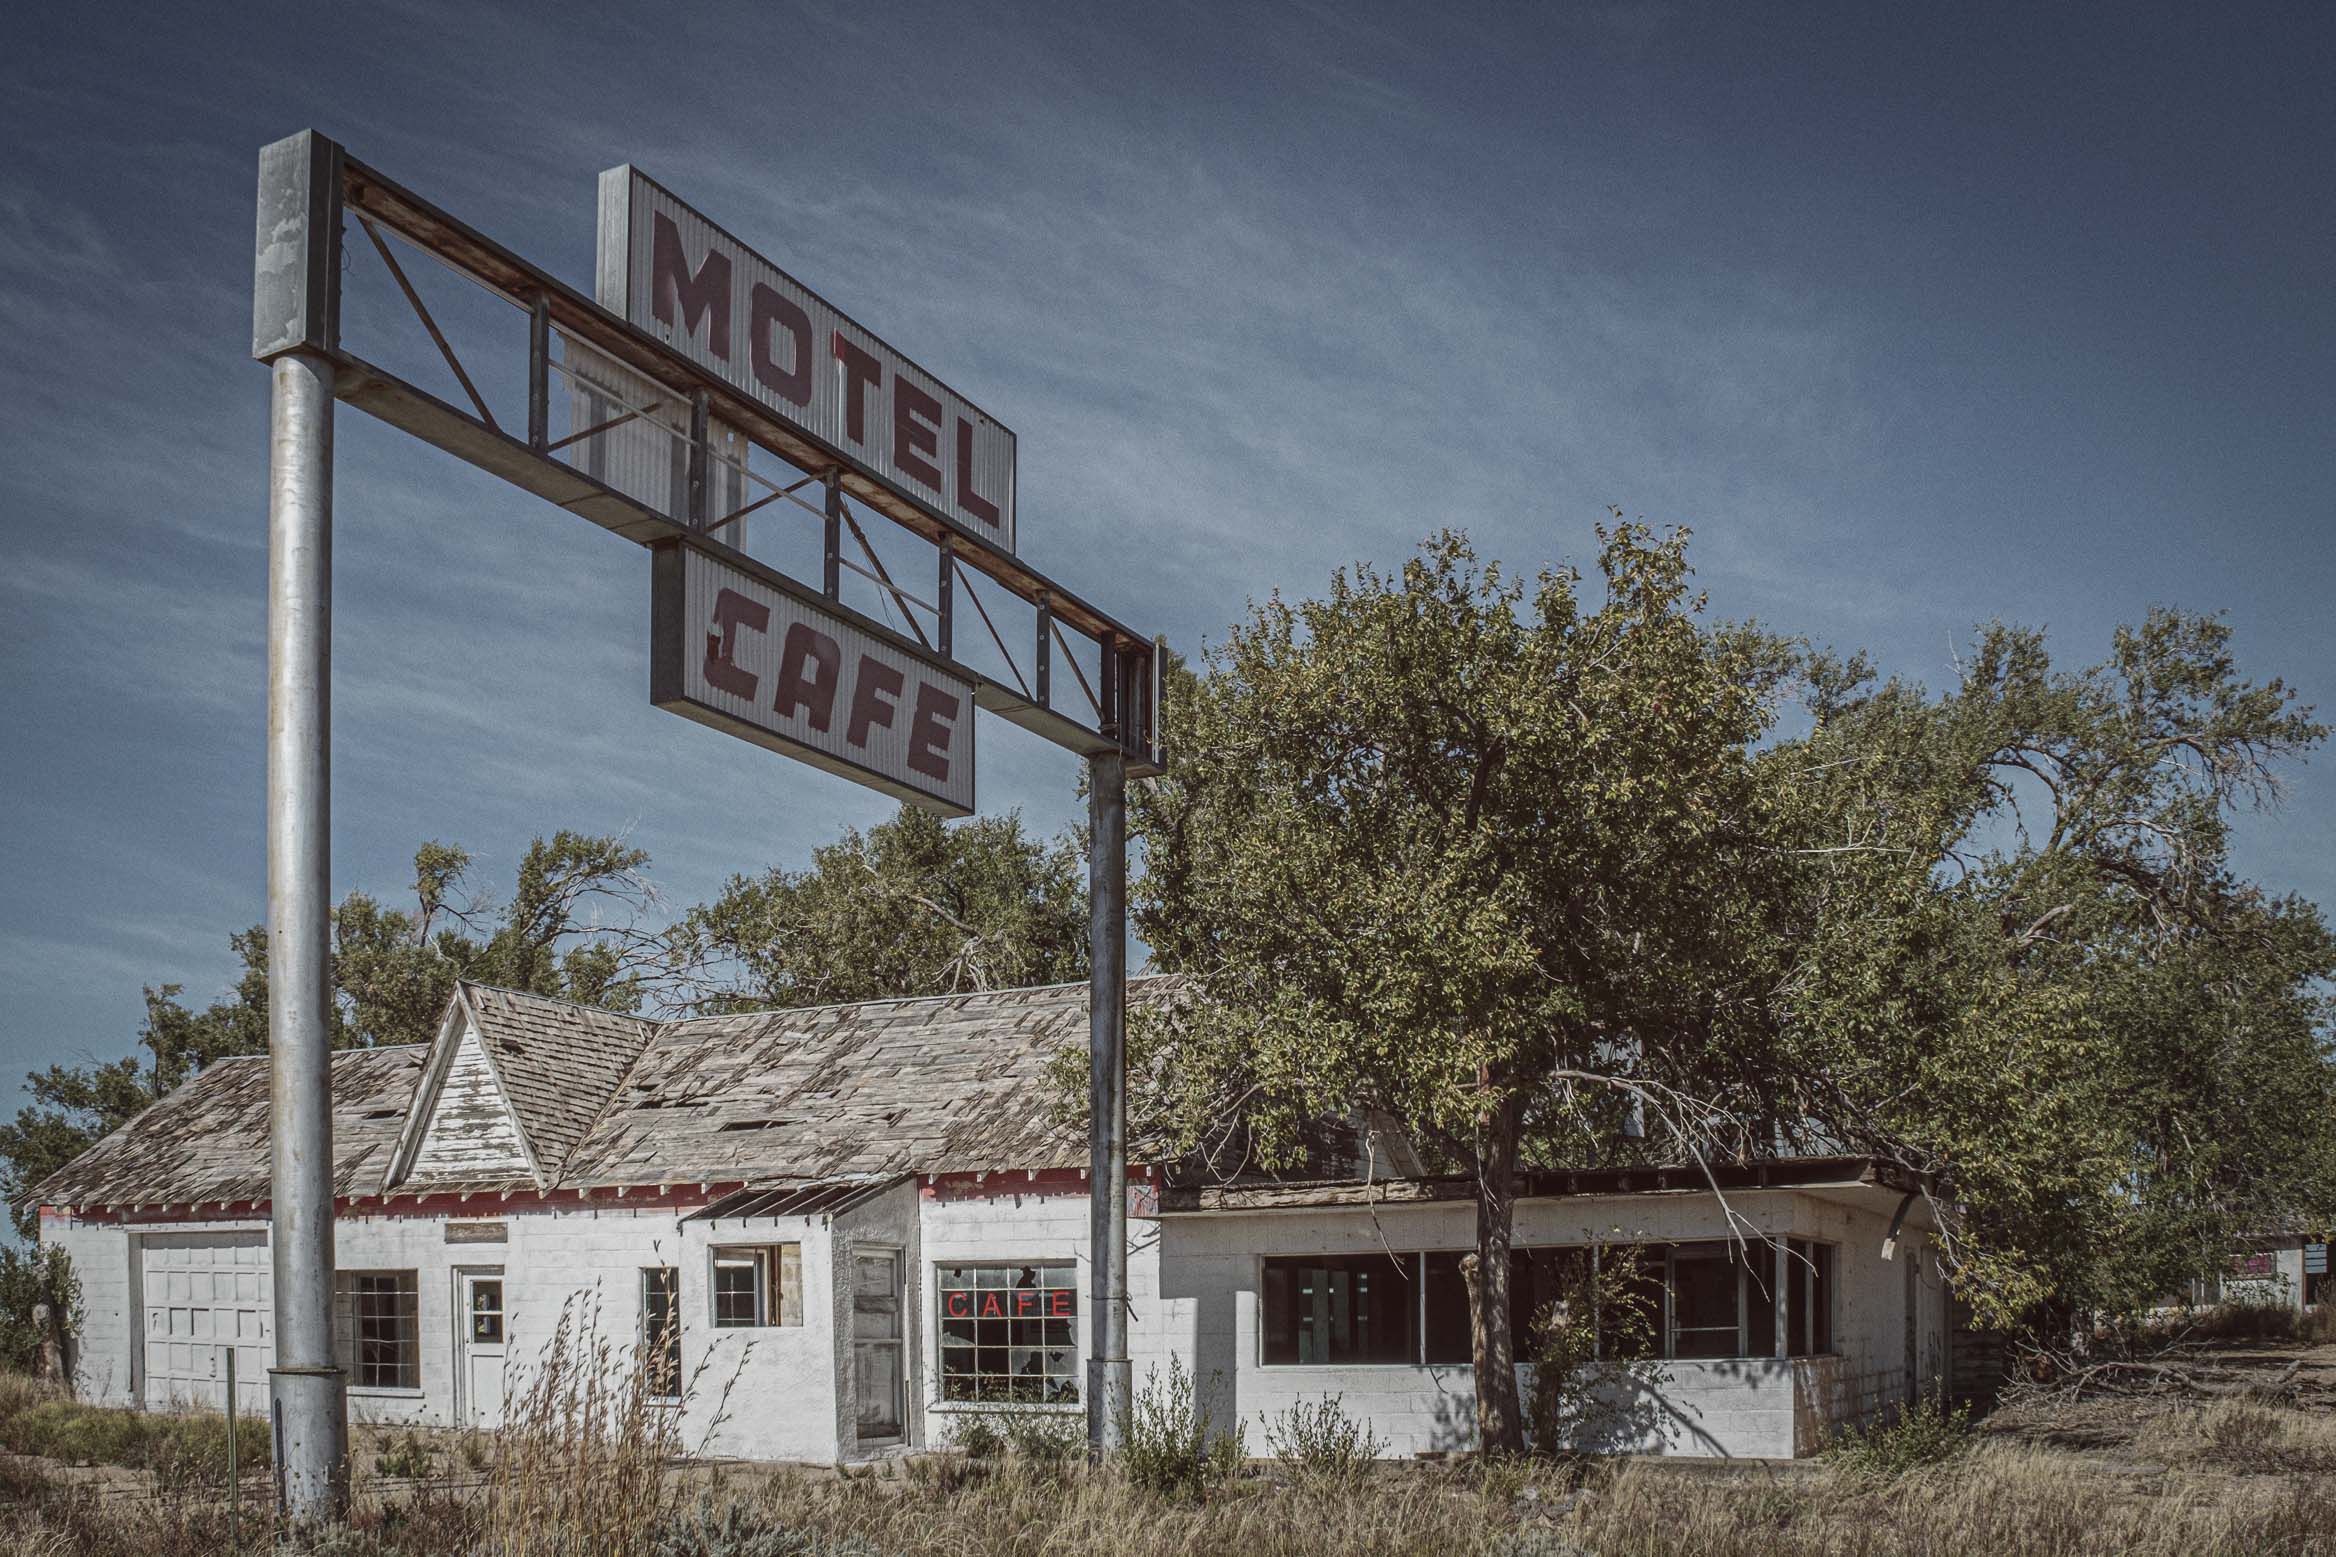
[920,1167,1145,1202]
[59,1181,745,1227]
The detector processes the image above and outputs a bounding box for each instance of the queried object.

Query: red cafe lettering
[652,544,976,814]
[942,1288,1077,1321]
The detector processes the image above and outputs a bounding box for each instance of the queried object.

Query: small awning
[681,1176,908,1223]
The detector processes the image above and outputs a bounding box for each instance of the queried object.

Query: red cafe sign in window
[943,1286,1076,1321]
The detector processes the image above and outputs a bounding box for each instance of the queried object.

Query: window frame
[336,1269,421,1394]
[1260,1239,1824,1369]
[707,1243,802,1330]
[1785,1238,1836,1357]
[934,1261,1080,1406]
[641,1266,682,1401]
[1259,1251,1427,1370]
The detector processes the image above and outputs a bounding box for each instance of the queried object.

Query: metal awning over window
[682,1176,907,1223]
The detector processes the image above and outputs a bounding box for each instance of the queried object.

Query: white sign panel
[651,544,976,816]
[599,166,1017,554]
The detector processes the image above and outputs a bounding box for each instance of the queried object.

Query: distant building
[32,979,1947,1461]
[2198,1232,2329,1312]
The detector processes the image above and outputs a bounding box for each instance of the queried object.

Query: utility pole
[1086,743,1130,1456]
[254,129,350,1529]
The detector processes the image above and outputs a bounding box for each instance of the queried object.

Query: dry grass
[6,1340,2336,1555]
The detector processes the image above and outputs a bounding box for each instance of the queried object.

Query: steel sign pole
[264,347,349,1526]
[254,130,350,1529]
[1086,747,1130,1455]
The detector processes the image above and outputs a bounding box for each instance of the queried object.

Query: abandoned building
[31,978,1948,1461]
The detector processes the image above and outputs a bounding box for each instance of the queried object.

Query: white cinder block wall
[45,1209,152,1408]
[48,1185,1938,1462]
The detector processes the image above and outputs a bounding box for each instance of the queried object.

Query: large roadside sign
[651,543,976,815]
[597,166,1017,555]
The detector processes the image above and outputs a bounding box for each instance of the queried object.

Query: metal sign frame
[251,128,1150,1524]
[258,131,1161,774]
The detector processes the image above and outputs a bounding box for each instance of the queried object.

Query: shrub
[377,1430,440,1480]
[1002,1409,1084,1465]
[2178,1301,2299,1344]
[7,1398,151,1465]
[1826,1393,1977,1480]
[2300,1304,2336,1345]
[0,1247,79,1377]
[0,1394,270,1486]
[949,1412,1005,1459]
[1522,1245,1668,1457]
[1261,1393,1383,1485]
[1119,1354,1243,1498]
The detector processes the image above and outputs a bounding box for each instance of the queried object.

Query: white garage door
[140,1230,271,1413]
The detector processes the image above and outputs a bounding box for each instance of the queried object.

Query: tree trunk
[1470,1089,1526,1456]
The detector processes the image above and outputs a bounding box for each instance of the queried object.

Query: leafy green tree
[674,806,1086,1011]
[1132,525,1786,1454]
[1763,612,2336,1334]
[1,832,657,1235]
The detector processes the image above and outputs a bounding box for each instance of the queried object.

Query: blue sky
[2,2,2330,1093]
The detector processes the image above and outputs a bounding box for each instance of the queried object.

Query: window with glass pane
[339,1271,419,1389]
[469,1279,504,1344]
[712,1252,765,1327]
[937,1264,1078,1403]
[642,1267,681,1398]
[1261,1254,1416,1366]
[709,1244,800,1328]
[1669,1244,1743,1358]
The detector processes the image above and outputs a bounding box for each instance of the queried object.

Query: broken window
[642,1267,681,1397]
[709,1244,802,1328]
[334,1270,419,1390]
[937,1264,1078,1403]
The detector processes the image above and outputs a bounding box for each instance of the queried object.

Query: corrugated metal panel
[597,166,1015,553]
[683,1176,907,1223]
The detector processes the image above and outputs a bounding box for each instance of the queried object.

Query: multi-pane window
[468,1278,505,1344]
[1263,1241,1838,1367]
[1420,1249,1598,1365]
[937,1264,1078,1403]
[641,1267,681,1399]
[335,1271,419,1390]
[709,1244,802,1328]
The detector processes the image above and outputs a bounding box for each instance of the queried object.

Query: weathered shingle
[460,985,657,1179]
[554,978,1183,1188]
[30,1045,429,1211]
[28,977,1183,1211]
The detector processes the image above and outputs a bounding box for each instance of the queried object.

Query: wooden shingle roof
[556,978,1180,1189]
[30,1044,429,1212]
[30,977,1183,1212]
[461,985,657,1180]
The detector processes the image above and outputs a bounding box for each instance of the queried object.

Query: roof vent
[717,1119,792,1133]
